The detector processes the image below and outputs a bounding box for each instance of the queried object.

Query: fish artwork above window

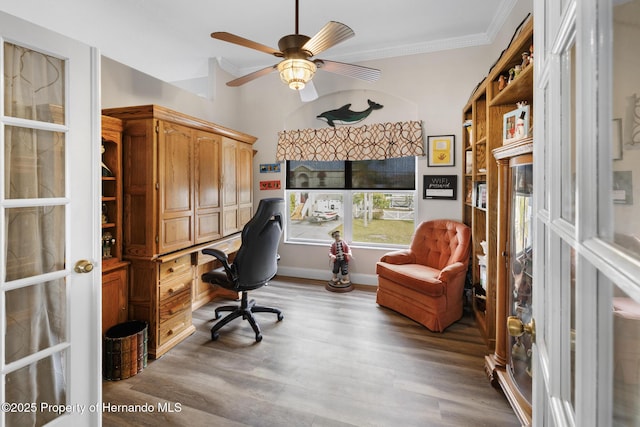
[317,99,383,127]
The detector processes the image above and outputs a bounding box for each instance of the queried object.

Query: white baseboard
[276,266,378,287]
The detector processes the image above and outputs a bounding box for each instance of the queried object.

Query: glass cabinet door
[508,161,533,403]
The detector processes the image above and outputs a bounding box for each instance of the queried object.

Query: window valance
[276,120,424,161]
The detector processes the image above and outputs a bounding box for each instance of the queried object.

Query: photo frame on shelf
[427,135,455,167]
[612,118,622,160]
[503,105,530,144]
[423,175,457,200]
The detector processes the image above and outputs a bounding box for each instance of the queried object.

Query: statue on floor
[327,230,354,292]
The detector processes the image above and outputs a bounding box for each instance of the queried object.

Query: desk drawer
[159,275,192,301]
[159,286,191,323]
[159,254,192,281]
[158,309,192,346]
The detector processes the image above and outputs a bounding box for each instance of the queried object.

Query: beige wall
[101,0,533,285]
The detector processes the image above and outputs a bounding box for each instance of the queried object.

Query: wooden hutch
[101,115,130,335]
[103,105,256,358]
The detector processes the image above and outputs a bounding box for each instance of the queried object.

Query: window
[285,158,416,247]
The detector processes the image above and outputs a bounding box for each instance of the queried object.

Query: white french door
[0,11,101,426]
[534,0,640,425]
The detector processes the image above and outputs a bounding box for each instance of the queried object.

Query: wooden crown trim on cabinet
[102,105,257,145]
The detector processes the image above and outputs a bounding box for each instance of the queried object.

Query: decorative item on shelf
[513,65,522,78]
[477,240,488,290]
[476,182,487,209]
[101,142,114,177]
[326,230,353,292]
[521,52,530,69]
[463,119,473,146]
[102,231,115,258]
[465,151,473,174]
[101,203,108,224]
[498,74,508,91]
[503,104,530,145]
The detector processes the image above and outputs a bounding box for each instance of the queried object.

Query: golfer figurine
[327,230,354,292]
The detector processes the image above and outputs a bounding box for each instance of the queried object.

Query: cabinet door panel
[237,143,253,205]
[158,122,194,253]
[222,138,238,207]
[160,122,193,213]
[194,131,222,243]
[102,267,128,335]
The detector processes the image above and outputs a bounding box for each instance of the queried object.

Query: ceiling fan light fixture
[277,58,317,90]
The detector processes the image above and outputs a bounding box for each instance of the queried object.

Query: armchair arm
[437,262,466,282]
[202,248,235,280]
[379,250,416,265]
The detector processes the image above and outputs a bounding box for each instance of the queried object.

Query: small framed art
[503,105,530,144]
[427,135,455,167]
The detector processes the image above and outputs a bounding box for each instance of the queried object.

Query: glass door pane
[2,41,69,426]
[509,162,533,402]
[610,0,640,260]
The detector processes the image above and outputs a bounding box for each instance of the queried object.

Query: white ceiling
[2,0,517,85]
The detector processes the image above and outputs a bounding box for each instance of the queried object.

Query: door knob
[74,259,94,273]
[507,315,536,343]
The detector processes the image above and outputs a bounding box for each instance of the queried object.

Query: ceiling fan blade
[302,21,354,57]
[315,59,381,82]
[299,80,318,102]
[226,65,277,87]
[211,32,283,57]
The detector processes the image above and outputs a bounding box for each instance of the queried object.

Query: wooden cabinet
[101,115,130,335]
[102,105,256,357]
[491,141,533,425]
[461,19,533,356]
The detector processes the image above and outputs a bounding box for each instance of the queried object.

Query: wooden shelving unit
[461,17,533,355]
[101,115,130,335]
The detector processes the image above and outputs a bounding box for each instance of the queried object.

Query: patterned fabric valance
[276,120,425,161]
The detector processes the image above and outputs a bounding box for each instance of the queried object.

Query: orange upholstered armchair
[376,219,471,332]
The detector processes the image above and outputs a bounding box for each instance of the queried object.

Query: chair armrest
[437,262,466,282]
[202,248,234,278]
[379,250,416,265]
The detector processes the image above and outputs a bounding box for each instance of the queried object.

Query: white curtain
[3,42,66,426]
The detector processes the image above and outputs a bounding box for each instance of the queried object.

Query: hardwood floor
[102,277,519,427]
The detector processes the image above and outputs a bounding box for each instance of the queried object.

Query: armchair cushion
[376,262,444,296]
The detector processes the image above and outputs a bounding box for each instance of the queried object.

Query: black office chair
[201,198,284,342]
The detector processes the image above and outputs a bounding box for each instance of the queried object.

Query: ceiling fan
[211,0,381,101]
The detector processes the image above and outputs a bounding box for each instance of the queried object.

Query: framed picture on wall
[427,135,455,167]
[423,175,457,200]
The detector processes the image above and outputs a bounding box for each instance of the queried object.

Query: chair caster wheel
[255,334,263,342]
[211,331,220,341]
[277,313,284,321]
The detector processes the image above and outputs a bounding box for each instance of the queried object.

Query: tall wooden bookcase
[462,17,534,357]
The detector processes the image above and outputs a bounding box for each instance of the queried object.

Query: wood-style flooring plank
[103,278,518,427]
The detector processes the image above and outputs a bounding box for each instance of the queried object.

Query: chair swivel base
[211,291,283,342]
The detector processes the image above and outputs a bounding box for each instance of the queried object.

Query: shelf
[491,66,534,106]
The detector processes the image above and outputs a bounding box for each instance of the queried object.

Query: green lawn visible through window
[352,218,415,244]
